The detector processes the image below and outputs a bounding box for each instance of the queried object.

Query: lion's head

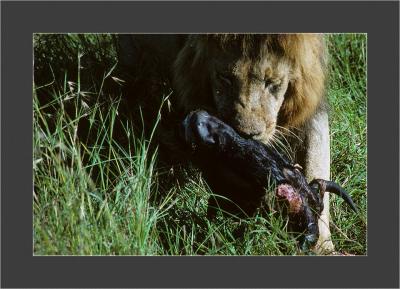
[173,34,326,144]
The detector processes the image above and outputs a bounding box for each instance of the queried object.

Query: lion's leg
[304,110,335,255]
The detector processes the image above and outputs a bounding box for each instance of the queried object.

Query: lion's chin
[252,129,276,146]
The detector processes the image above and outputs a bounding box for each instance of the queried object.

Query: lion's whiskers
[267,128,296,162]
[275,124,303,143]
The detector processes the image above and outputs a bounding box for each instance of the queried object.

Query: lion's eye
[269,83,280,94]
[217,73,233,86]
[265,79,280,94]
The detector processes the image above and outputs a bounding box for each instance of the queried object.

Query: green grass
[326,34,367,253]
[33,33,367,255]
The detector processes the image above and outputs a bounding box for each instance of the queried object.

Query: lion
[117,34,333,254]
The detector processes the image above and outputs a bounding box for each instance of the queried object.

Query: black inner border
[1,1,399,288]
